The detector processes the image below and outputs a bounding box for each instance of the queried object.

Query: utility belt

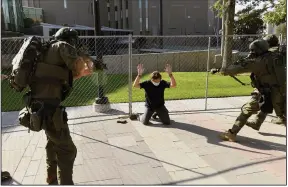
[18,92,68,133]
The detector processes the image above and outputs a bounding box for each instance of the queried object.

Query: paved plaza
[1,97,286,185]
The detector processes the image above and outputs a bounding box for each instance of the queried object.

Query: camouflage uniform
[246,35,286,128]
[29,28,79,184]
[220,39,286,141]
[232,89,268,135]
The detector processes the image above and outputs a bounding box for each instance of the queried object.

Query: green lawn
[1,72,252,112]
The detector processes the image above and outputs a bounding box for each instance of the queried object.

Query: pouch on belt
[18,107,43,132]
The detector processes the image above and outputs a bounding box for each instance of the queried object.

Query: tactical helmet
[263,34,279,47]
[249,39,269,56]
[53,27,79,46]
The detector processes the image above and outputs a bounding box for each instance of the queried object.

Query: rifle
[210,68,248,86]
[77,44,107,71]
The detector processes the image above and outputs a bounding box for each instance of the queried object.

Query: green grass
[1,72,252,112]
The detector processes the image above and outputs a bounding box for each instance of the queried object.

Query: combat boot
[271,117,286,125]
[1,171,11,182]
[245,121,261,131]
[219,130,236,142]
[46,175,58,185]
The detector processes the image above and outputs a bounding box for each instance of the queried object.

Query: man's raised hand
[137,63,144,76]
[164,64,172,75]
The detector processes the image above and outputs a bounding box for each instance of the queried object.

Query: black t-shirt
[140,80,170,109]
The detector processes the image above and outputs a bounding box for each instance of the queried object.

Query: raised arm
[59,42,93,80]
[133,64,144,88]
[165,64,176,88]
[221,57,261,76]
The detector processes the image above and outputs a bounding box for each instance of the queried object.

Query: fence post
[128,34,133,115]
[205,37,211,110]
[279,33,283,44]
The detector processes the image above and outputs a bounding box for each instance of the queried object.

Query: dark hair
[151,71,162,80]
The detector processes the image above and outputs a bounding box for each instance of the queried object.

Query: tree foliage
[212,0,275,17]
[276,22,287,37]
[234,6,267,34]
[263,0,286,25]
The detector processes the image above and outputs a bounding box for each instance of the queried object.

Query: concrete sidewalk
[1,97,286,185]
[1,96,275,127]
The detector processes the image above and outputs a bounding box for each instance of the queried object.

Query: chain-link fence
[205,35,264,110]
[130,36,211,113]
[2,37,28,112]
[1,34,279,113]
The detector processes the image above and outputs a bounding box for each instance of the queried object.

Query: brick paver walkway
[2,97,286,185]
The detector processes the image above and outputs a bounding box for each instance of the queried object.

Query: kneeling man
[133,63,176,125]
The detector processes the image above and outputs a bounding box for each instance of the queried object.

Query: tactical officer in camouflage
[219,38,286,142]
[246,34,286,130]
[264,34,286,125]
[22,27,92,184]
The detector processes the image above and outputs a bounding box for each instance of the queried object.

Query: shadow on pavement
[68,109,128,120]
[71,132,285,185]
[258,132,286,138]
[69,117,121,126]
[2,109,128,133]
[164,156,285,185]
[71,132,206,176]
[151,121,286,153]
[1,177,21,185]
[169,108,240,115]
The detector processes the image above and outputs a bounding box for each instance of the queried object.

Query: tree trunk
[222,0,235,69]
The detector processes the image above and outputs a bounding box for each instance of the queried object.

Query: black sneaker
[152,113,158,119]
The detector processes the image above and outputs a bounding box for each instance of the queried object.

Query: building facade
[22,0,110,28]
[145,0,219,35]
[21,0,219,35]
[23,6,43,22]
[2,0,25,33]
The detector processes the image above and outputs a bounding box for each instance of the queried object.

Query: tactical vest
[9,37,72,101]
[266,46,286,91]
[248,52,279,89]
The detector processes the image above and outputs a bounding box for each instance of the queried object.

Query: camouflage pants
[231,95,267,134]
[45,107,77,185]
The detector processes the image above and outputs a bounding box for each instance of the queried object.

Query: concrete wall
[1,50,240,73]
[103,50,240,74]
